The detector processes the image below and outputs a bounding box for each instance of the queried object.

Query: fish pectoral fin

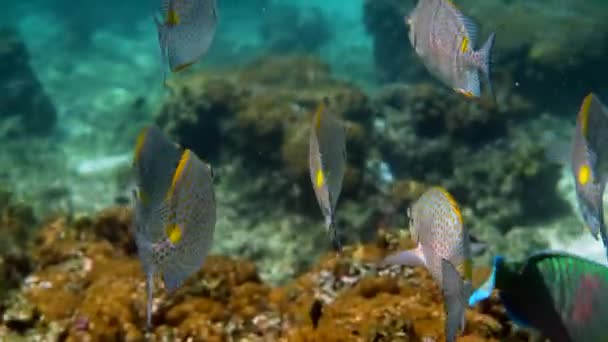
[441,259,469,342]
[381,245,426,267]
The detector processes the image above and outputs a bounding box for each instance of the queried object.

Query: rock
[0,28,56,137]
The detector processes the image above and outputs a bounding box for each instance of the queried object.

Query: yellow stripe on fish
[314,102,325,131]
[166,9,180,25]
[133,127,150,165]
[316,169,325,188]
[580,93,593,137]
[437,187,463,226]
[172,60,197,73]
[578,164,591,185]
[459,36,469,53]
[165,223,183,244]
[168,149,191,200]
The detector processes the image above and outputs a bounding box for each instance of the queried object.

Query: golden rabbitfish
[155,0,218,78]
[308,102,346,251]
[570,93,608,261]
[406,0,495,98]
[132,126,216,328]
[383,187,472,342]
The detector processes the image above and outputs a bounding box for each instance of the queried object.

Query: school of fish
[120,0,608,340]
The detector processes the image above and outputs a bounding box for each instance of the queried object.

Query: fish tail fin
[441,259,471,342]
[477,32,496,101]
[145,271,154,330]
[327,216,343,252]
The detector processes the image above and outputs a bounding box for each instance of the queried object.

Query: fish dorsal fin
[458,14,478,46]
[444,0,477,46]
[436,187,463,225]
[133,127,151,165]
[167,149,191,201]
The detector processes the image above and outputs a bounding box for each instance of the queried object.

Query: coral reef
[155,55,568,281]
[0,189,35,299]
[0,27,57,137]
[0,209,535,341]
[372,83,568,256]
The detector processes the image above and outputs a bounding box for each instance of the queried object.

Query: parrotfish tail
[477,32,496,102]
[468,256,499,307]
[146,272,154,330]
[441,259,472,342]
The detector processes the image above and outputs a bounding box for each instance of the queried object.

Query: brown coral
[0,208,536,341]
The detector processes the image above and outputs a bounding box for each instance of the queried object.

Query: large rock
[0,28,56,137]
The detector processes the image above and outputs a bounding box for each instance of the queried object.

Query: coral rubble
[0,209,535,341]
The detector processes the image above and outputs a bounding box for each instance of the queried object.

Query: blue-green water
[2,1,608,339]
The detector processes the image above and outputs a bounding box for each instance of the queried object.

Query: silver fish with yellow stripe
[132,126,216,328]
[569,93,608,260]
[155,0,218,80]
[308,102,347,251]
[383,187,472,342]
[406,0,495,98]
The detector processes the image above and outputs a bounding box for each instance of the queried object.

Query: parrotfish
[308,101,347,251]
[383,187,472,342]
[547,93,608,261]
[469,251,608,342]
[155,0,218,80]
[406,0,495,98]
[132,126,216,328]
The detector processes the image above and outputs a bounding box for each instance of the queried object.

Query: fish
[546,93,608,261]
[308,101,347,251]
[406,0,495,98]
[155,0,218,81]
[469,251,608,342]
[132,127,216,328]
[382,187,472,342]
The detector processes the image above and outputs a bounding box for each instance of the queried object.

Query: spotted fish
[469,251,608,342]
[132,127,216,328]
[155,0,218,80]
[308,101,347,251]
[406,0,495,98]
[570,94,608,260]
[383,187,472,342]
[547,94,608,260]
